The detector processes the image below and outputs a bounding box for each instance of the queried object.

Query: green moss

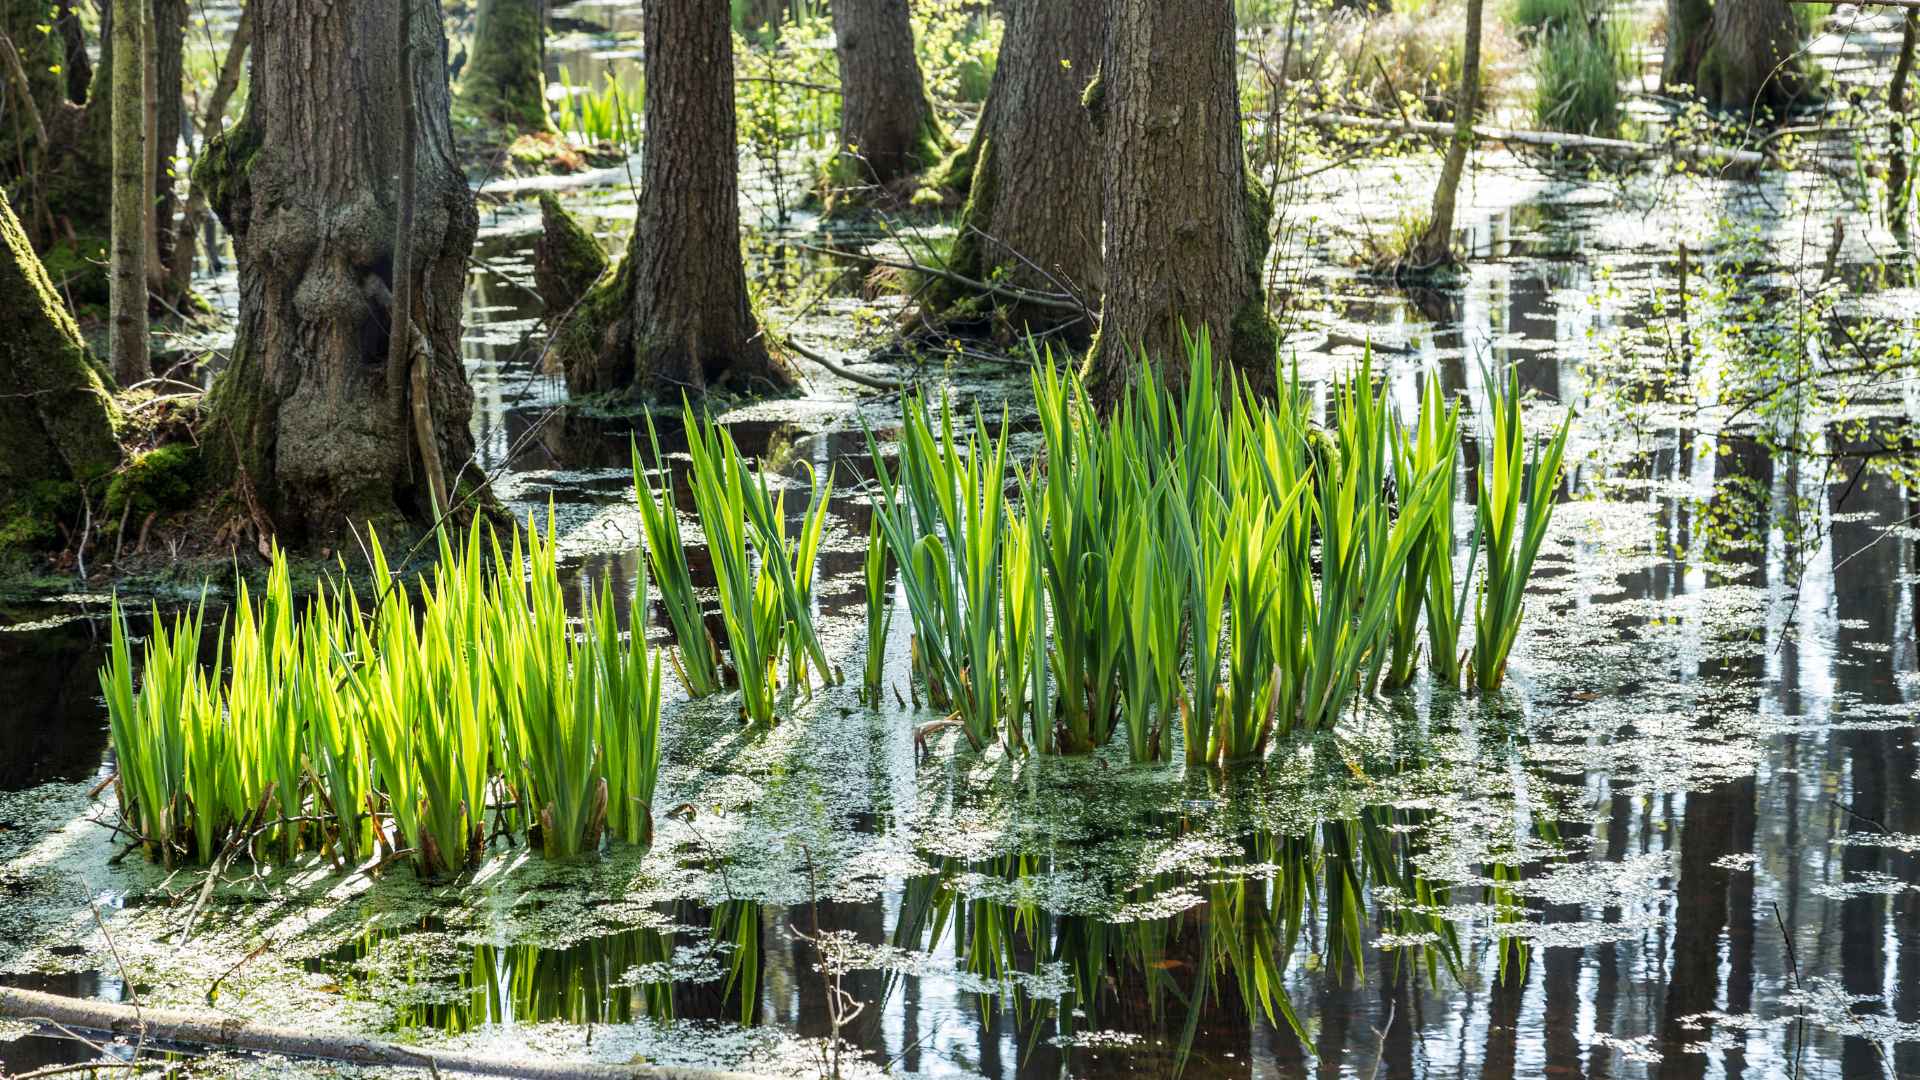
[36,233,111,308]
[0,480,80,554]
[549,253,633,385]
[922,136,996,318]
[193,120,262,229]
[103,444,202,521]
[0,190,119,556]
[535,193,610,317]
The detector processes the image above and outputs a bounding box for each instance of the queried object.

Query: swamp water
[7,28,1920,1080]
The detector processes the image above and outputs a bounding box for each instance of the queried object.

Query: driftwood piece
[1301,112,1771,170]
[0,985,760,1080]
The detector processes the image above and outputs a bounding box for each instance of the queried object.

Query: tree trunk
[0,189,122,552]
[559,0,793,400]
[1889,10,1916,230]
[1086,0,1276,403]
[1662,0,1712,91]
[935,0,1105,340]
[458,0,551,134]
[151,0,187,289]
[1411,0,1481,269]
[1694,0,1809,112]
[109,0,150,386]
[55,0,88,102]
[199,0,480,545]
[832,0,945,189]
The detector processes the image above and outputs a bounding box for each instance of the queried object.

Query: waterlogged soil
[7,26,1920,1080]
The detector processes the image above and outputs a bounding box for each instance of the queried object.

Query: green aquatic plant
[1387,371,1465,689]
[865,396,1013,750]
[859,508,893,707]
[99,521,666,873]
[1472,366,1572,691]
[634,434,724,696]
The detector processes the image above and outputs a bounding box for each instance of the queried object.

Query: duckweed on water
[99,518,663,874]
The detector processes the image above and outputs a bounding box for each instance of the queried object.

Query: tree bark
[936,0,1106,339]
[0,189,121,551]
[1086,0,1276,403]
[1686,0,1810,112]
[199,0,480,545]
[559,0,793,400]
[1889,10,1917,229]
[1411,0,1481,269]
[458,0,552,134]
[1662,0,1712,92]
[832,0,945,188]
[109,0,150,386]
[150,0,187,290]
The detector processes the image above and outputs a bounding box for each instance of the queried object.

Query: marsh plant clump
[865,336,1570,763]
[100,520,664,875]
[632,405,839,725]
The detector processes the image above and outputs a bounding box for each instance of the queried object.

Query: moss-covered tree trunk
[935,0,1105,339]
[1697,0,1809,112]
[560,0,793,400]
[457,0,551,134]
[1410,0,1481,269]
[1086,0,1275,404]
[0,190,121,554]
[832,0,945,188]
[199,0,480,545]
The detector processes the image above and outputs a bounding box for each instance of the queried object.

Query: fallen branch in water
[0,986,761,1080]
[781,240,1087,313]
[1300,112,1771,170]
[783,334,905,392]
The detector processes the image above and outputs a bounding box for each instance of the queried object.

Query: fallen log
[0,986,757,1080]
[1300,112,1771,170]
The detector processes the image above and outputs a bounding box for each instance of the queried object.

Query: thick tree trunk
[1694,0,1810,112]
[832,0,945,188]
[560,0,793,400]
[199,0,480,545]
[109,0,150,386]
[936,0,1105,339]
[1086,0,1276,402]
[458,0,551,134]
[0,190,121,552]
[1411,0,1481,269]
[1662,0,1712,91]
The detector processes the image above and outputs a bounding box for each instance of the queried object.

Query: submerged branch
[1301,112,1771,170]
[782,240,1088,314]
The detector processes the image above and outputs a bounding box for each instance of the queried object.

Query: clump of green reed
[1532,18,1630,136]
[861,332,1536,764]
[1471,366,1571,691]
[550,65,644,151]
[865,397,1013,750]
[648,405,836,725]
[99,520,666,874]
